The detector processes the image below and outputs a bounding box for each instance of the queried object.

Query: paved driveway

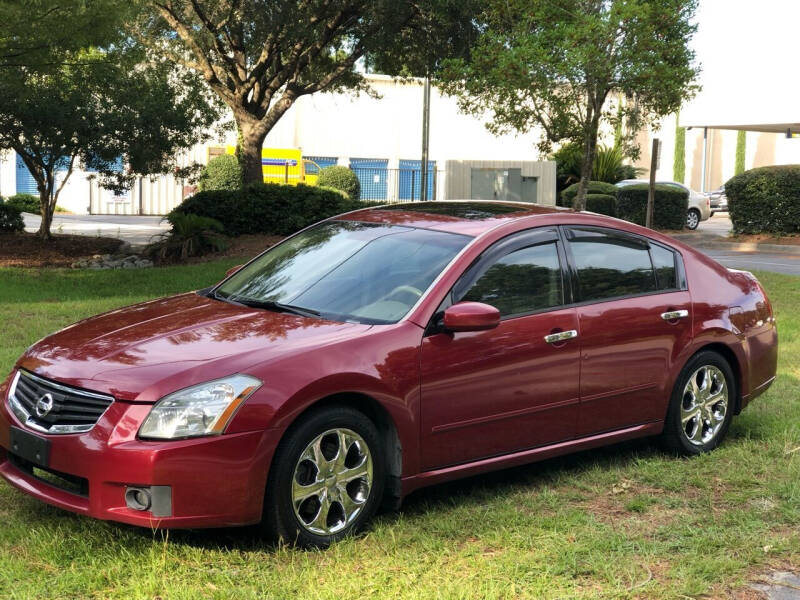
[24,213,169,247]
[697,212,732,236]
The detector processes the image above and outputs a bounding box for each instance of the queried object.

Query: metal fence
[351,168,446,202]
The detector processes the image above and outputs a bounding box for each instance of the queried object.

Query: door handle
[661,309,689,321]
[544,330,578,344]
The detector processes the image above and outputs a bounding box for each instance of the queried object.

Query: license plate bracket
[9,426,50,468]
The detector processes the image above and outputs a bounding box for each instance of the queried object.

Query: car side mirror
[442,302,501,333]
[225,264,243,279]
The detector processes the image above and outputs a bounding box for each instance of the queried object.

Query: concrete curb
[668,234,800,256]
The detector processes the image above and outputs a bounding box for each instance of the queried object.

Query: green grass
[0,265,798,599]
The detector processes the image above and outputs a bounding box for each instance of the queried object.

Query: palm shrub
[148,213,228,261]
[317,166,361,200]
[198,154,242,191]
[551,142,642,192]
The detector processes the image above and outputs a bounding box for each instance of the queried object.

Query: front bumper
[0,378,279,529]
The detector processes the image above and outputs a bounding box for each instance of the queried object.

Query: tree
[0,0,126,67]
[139,0,477,185]
[438,0,700,210]
[0,45,221,239]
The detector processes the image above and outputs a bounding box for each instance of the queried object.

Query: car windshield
[214,221,471,324]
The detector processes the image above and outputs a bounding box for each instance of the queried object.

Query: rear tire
[262,405,385,548]
[686,208,701,230]
[661,351,736,456]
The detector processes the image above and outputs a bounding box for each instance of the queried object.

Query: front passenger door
[419,229,580,470]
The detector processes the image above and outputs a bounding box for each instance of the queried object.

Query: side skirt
[400,421,663,498]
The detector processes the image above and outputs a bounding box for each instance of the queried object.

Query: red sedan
[0,201,777,547]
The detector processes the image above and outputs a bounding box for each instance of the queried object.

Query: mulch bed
[726,233,800,246]
[157,234,285,265]
[0,232,123,268]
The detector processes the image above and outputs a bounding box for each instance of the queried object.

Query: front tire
[686,208,701,230]
[661,351,735,455]
[262,405,385,548]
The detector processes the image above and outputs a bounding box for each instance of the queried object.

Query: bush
[616,184,689,230]
[725,165,800,234]
[0,204,24,232]
[198,154,242,191]
[584,194,616,217]
[173,182,381,236]
[5,193,40,214]
[147,213,228,261]
[559,181,618,207]
[550,142,642,194]
[316,166,360,200]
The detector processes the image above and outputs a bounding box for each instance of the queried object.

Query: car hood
[16,292,371,402]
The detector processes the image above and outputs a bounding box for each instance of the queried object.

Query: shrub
[559,181,618,207]
[725,165,800,234]
[0,204,25,232]
[173,182,380,236]
[5,193,40,214]
[198,154,242,191]
[550,142,642,194]
[147,213,228,261]
[584,193,616,217]
[316,165,360,200]
[616,184,689,230]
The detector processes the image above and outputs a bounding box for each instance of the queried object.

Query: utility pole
[420,75,431,202]
[646,137,659,229]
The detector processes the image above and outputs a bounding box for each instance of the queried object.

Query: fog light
[125,487,152,511]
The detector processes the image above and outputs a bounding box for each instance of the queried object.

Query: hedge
[584,194,616,217]
[0,203,24,232]
[4,193,40,214]
[725,165,800,234]
[317,166,361,201]
[616,184,689,230]
[559,181,618,207]
[173,182,381,236]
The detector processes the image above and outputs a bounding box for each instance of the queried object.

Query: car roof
[337,201,571,236]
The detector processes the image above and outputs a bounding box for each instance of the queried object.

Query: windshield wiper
[234,298,321,318]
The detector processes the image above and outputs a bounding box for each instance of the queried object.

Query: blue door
[349,158,388,200]
[399,159,435,201]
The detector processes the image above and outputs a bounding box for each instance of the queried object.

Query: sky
[682,0,800,127]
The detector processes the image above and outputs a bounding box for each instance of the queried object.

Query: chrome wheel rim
[291,428,373,536]
[687,211,699,229]
[681,365,728,446]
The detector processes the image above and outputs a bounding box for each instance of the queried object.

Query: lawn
[0,264,798,599]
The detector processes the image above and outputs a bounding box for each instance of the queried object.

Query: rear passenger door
[561,227,693,437]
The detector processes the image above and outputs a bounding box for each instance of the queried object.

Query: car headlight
[139,374,262,440]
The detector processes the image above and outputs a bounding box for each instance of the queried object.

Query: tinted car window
[650,244,678,290]
[461,242,563,316]
[568,230,656,301]
[216,221,470,324]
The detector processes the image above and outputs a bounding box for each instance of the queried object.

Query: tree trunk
[237,119,268,186]
[37,187,53,240]
[574,113,602,212]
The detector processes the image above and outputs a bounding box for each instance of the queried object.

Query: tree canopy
[0,21,221,238]
[438,0,700,211]
[140,0,478,185]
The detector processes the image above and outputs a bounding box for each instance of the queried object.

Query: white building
[0,75,557,215]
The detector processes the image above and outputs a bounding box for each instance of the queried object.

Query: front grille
[8,370,114,434]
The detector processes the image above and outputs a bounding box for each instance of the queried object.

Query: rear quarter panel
[681,246,777,405]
